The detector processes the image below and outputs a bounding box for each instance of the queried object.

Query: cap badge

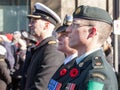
[46,16,49,19]
[63,18,67,25]
[63,15,73,26]
[75,8,81,15]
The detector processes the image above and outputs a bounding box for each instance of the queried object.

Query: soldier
[48,15,78,90]
[65,5,118,90]
[48,5,118,90]
[24,2,65,90]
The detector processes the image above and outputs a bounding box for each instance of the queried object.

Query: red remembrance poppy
[60,68,67,76]
[70,68,79,78]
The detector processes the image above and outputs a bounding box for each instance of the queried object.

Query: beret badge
[75,8,81,15]
[63,15,73,26]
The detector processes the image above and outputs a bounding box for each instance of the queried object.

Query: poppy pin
[60,68,67,76]
[70,68,79,78]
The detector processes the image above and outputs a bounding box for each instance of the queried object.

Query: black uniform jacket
[48,49,118,90]
[0,56,11,90]
[25,36,65,90]
[48,58,76,90]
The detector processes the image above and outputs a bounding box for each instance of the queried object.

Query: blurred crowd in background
[0,30,37,90]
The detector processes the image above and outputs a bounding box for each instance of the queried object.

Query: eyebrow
[73,19,96,26]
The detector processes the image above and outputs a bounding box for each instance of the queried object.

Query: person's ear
[88,27,97,38]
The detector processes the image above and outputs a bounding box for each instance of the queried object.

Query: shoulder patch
[92,56,104,69]
[48,41,56,44]
[88,80,104,90]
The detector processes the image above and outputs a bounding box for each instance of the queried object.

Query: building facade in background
[0,0,29,33]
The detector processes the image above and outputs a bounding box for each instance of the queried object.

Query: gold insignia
[95,56,99,60]
[63,21,72,26]
[63,15,73,26]
[63,18,67,25]
[91,73,105,80]
[48,41,56,44]
[27,15,41,19]
[0,59,4,62]
[93,56,103,69]
[95,62,102,66]
[46,16,49,19]
[94,65,103,69]
[75,8,81,14]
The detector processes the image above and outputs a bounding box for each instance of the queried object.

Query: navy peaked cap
[27,2,61,25]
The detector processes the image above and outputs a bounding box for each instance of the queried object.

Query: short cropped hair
[88,20,112,45]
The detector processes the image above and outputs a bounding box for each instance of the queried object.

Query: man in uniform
[48,5,118,90]
[64,5,118,90]
[24,2,65,90]
[48,15,78,90]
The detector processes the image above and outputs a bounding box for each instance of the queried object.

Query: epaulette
[92,56,104,69]
[0,59,4,62]
[48,40,57,44]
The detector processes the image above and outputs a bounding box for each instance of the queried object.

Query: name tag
[48,79,62,90]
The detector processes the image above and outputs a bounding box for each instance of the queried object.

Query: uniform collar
[64,53,78,65]
[76,48,101,64]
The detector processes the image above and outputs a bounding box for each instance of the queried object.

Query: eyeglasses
[71,22,94,28]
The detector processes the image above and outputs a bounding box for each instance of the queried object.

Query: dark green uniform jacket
[48,49,118,90]
[25,36,65,90]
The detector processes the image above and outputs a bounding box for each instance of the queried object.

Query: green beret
[73,5,113,26]
[27,2,61,25]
